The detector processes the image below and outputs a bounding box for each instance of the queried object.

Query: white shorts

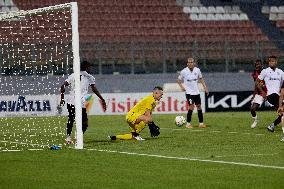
[252,94,264,106]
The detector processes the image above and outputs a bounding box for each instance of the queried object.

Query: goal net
[0,2,83,151]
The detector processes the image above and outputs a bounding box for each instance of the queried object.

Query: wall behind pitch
[0,92,205,117]
[89,92,205,115]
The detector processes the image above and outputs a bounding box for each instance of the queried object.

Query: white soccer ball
[175,116,186,127]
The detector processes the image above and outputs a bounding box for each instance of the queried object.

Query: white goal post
[70,3,83,150]
[0,2,83,149]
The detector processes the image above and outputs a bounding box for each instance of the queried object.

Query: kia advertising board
[205,91,273,112]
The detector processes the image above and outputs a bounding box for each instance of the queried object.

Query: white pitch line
[214,153,279,158]
[256,134,265,136]
[161,128,275,137]
[0,140,49,147]
[0,149,22,152]
[88,148,284,170]
[28,149,43,151]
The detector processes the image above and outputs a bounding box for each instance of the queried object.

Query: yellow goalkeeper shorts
[126,111,139,125]
[126,112,146,133]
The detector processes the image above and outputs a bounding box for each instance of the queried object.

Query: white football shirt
[65,71,96,106]
[258,67,284,95]
[178,67,203,95]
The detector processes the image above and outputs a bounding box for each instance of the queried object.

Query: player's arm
[177,79,186,91]
[256,70,267,99]
[251,81,258,100]
[144,109,152,122]
[145,109,160,137]
[255,78,267,99]
[90,84,106,112]
[199,78,209,96]
[59,81,69,105]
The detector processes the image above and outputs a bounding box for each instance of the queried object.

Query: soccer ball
[175,116,186,127]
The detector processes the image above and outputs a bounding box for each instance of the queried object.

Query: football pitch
[0,111,284,189]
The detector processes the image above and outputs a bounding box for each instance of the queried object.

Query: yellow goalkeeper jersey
[128,95,157,115]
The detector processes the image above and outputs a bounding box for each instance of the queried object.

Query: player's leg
[194,95,206,128]
[113,133,132,140]
[250,103,260,128]
[281,115,284,142]
[66,103,75,144]
[186,94,194,128]
[267,93,281,132]
[110,113,136,140]
[132,121,147,140]
[111,113,146,140]
[82,108,88,134]
[113,122,146,140]
[250,94,263,128]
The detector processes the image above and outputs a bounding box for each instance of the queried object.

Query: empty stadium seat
[239,13,249,20]
[190,6,199,13]
[199,6,208,13]
[261,6,270,14]
[182,0,201,7]
[207,6,216,13]
[189,13,198,20]
[1,6,10,12]
[215,13,224,20]
[216,6,225,13]
[183,7,191,13]
[270,6,280,13]
[206,13,215,20]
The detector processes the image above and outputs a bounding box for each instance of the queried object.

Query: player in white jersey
[60,61,107,144]
[256,56,284,132]
[177,57,209,128]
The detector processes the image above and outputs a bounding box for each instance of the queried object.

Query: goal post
[70,2,83,149]
[0,2,83,150]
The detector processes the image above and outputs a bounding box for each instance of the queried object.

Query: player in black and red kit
[250,59,267,128]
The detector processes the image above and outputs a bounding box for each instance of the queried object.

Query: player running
[256,56,284,132]
[60,61,107,144]
[109,86,163,141]
[177,57,209,129]
[250,59,267,128]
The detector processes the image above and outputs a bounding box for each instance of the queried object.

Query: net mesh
[0,3,75,151]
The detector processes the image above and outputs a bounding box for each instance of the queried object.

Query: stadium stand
[0,0,284,75]
[0,72,255,94]
[0,0,284,93]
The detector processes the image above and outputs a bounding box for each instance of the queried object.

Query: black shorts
[186,94,201,105]
[267,93,280,109]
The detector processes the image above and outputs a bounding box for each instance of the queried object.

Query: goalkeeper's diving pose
[109,86,163,141]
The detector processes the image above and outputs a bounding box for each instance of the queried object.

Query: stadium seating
[260,5,284,36]
[1,0,283,74]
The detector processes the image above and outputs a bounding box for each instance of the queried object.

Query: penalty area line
[88,148,284,170]
[0,140,50,147]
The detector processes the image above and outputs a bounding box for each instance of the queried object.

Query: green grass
[0,111,284,189]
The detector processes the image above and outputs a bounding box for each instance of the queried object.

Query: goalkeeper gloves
[148,121,160,137]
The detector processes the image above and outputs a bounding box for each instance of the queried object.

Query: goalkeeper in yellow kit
[109,86,163,141]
